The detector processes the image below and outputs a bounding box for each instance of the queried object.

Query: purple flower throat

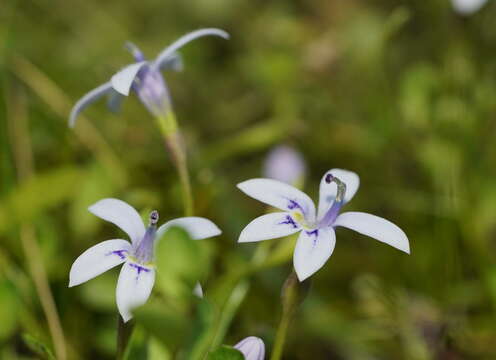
[134,210,159,263]
[318,174,347,228]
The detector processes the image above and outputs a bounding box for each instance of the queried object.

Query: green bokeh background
[1,0,496,358]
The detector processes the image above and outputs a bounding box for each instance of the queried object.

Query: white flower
[234,336,265,360]
[452,0,488,15]
[263,145,306,185]
[237,169,410,281]
[68,28,229,127]
[69,198,221,322]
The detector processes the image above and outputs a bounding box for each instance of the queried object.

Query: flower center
[133,210,159,264]
[318,174,347,228]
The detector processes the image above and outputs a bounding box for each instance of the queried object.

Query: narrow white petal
[111,61,148,96]
[116,261,155,322]
[69,82,113,127]
[234,336,265,360]
[69,239,131,287]
[452,0,488,15]
[88,198,146,245]
[156,217,221,241]
[238,212,301,243]
[334,212,410,254]
[154,28,229,69]
[293,227,336,281]
[193,282,204,298]
[237,179,316,221]
[317,169,360,220]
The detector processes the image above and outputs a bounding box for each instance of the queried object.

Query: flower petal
[69,239,131,287]
[317,169,360,220]
[111,61,148,96]
[237,179,316,221]
[193,282,204,298]
[69,82,113,127]
[293,227,336,281]
[156,217,221,240]
[159,53,183,72]
[153,28,229,69]
[238,212,301,243]
[107,89,125,113]
[116,261,155,322]
[234,336,265,360]
[88,198,146,245]
[334,212,410,254]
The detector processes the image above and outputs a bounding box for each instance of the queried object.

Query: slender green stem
[156,112,194,216]
[116,317,134,360]
[270,271,308,360]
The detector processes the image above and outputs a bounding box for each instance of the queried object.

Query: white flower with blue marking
[238,169,410,281]
[69,198,221,321]
[68,28,229,127]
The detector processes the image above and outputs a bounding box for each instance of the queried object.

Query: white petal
[238,212,301,243]
[111,61,148,96]
[452,0,487,15]
[69,239,131,287]
[293,227,336,281]
[334,212,410,254]
[234,336,265,360]
[317,169,360,220]
[116,261,155,322]
[156,217,221,240]
[153,28,229,69]
[193,282,204,298]
[237,179,316,221]
[88,198,146,245]
[159,53,184,72]
[69,82,113,127]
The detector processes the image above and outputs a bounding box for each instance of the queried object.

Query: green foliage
[207,346,244,360]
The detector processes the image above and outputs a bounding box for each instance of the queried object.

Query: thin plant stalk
[6,83,67,360]
[156,111,193,216]
[116,317,135,360]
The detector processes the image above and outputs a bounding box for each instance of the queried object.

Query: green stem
[270,271,308,360]
[156,112,193,216]
[116,317,134,360]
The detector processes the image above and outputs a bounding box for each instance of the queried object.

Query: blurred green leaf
[0,280,19,341]
[22,333,55,360]
[207,345,244,360]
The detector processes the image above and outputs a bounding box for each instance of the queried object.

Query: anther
[149,210,159,226]
[325,173,334,184]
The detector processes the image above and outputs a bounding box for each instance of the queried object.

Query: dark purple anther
[325,173,334,184]
[149,210,159,225]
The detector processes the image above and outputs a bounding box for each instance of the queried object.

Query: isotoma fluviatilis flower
[452,0,487,15]
[69,28,229,127]
[237,169,410,281]
[69,198,221,321]
[263,145,306,185]
[234,336,265,360]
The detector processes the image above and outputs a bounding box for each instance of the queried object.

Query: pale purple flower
[234,336,265,360]
[452,0,488,15]
[263,145,306,185]
[69,28,229,127]
[69,198,221,321]
[238,169,410,281]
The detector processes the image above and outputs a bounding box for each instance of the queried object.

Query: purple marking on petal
[129,263,151,279]
[287,199,306,216]
[106,249,128,260]
[279,215,298,229]
[306,229,319,246]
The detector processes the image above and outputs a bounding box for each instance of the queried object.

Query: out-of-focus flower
[237,169,410,281]
[452,0,488,15]
[234,336,265,360]
[69,198,221,321]
[69,28,229,127]
[263,145,306,186]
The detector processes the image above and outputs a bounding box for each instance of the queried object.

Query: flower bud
[234,336,265,360]
[263,146,305,186]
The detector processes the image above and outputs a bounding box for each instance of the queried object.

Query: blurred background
[1,0,496,358]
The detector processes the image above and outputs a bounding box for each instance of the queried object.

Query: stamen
[149,210,159,226]
[318,173,347,228]
[125,42,146,62]
[325,173,346,203]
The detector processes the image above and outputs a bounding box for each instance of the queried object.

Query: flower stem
[270,271,310,360]
[116,317,134,360]
[156,112,194,216]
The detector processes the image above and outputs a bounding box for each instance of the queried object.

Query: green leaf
[0,280,19,341]
[207,345,244,360]
[22,333,55,360]
[155,226,211,299]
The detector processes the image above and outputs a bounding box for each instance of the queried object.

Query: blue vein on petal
[279,215,298,229]
[106,250,128,260]
[306,229,319,246]
[129,262,151,278]
[285,198,306,216]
